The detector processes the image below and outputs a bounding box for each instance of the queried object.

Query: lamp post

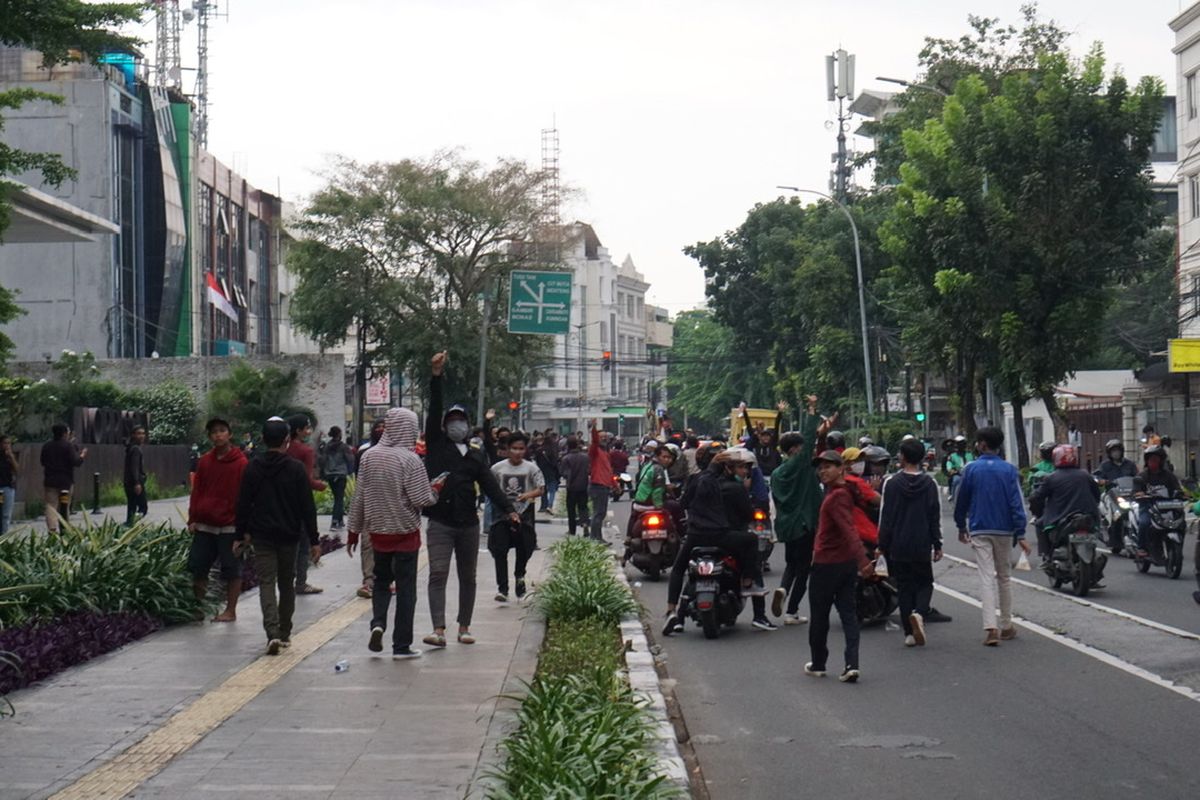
[776,186,874,414]
[875,76,950,97]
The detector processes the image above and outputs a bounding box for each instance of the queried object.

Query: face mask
[446,420,470,442]
[850,462,865,476]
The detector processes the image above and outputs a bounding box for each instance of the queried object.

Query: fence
[1134,395,1200,479]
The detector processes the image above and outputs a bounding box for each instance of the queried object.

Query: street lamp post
[776,186,874,414]
[875,76,950,97]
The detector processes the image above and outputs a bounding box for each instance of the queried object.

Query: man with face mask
[423,352,517,645]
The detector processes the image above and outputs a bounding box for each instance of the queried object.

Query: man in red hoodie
[806,450,873,683]
[287,415,327,595]
[587,420,613,541]
[187,418,249,622]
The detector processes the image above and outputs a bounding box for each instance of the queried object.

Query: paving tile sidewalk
[0,512,565,800]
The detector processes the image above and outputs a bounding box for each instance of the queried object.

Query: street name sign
[507,270,572,335]
[1168,338,1200,372]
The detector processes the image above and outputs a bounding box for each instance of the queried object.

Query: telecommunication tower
[154,0,182,89]
[193,0,227,148]
[540,126,561,263]
[825,48,855,201]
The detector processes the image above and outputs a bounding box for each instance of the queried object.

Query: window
[619,377,627,398]
[1190,174,1200,219]
[636,297,644,320]
[599,321,607,346]
[1194,275,1200,320]
[617,291,625,316]
[1189,73,1197,120]
[638,337,645,357]
[627,294,634,318]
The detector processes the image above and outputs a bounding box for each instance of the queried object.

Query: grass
[97,474,190,508]
[537,617,623,680]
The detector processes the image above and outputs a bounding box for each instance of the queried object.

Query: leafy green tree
[125,382,200,444]
[206,362,312,442]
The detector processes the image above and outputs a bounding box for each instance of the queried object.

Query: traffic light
[508,400,519,411]
[602,351,612,371]
[618,414,625,424]
[916,412,926,423]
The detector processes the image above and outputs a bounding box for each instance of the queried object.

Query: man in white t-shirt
[488,432,545,601]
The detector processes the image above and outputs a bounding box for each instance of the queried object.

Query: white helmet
[726,446,757,465]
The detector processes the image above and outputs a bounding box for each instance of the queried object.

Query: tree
[289,152,555,434]
[0,0,145,370]
[881,47,1163,464]
[206,362,312,442]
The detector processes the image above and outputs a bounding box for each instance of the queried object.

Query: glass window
[636,297,644,320]
[599,321,607,345]
[627,294,634,317]
[617,292,624,316]
[1189,74,1197,120]
[1190,175,1200,219]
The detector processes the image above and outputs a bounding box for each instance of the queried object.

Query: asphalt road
[616,497,1200,800]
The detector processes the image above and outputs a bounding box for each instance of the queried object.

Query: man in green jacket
[769,396,830,624]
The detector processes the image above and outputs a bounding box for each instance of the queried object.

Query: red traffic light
[507,401,519,411]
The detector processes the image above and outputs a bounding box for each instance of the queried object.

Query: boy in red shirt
[806,450,873,683]
[287,414,327,595]
[187,418,248,622]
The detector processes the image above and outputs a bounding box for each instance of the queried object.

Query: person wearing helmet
[857,435,874,448]
[1094,439,1136,486]
[861,445,891,485]
[664,441,689,489]
[1132,445,1182,558]
[826,430,847,453]
[945,435,971,501]
[1025,442,1056,497]
[1029,445,1103,571]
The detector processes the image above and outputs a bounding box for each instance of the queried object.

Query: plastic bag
[873,554,889,577]
[1015,550,1032,571]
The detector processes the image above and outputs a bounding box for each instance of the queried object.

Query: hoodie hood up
[382,407,420,450]
[891,471,932,498]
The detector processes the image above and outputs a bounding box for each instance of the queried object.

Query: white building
[1174,4,1200,335]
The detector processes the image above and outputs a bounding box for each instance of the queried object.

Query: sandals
[297,584,324,595]
[422,632,447,648]
[457,630,475,645]
[356,585,373,599]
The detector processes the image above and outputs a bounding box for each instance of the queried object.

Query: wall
[9,353,347,443]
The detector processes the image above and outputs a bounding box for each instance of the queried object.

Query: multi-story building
[1174,3,1200,336]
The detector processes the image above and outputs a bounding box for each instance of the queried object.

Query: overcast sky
[141,0,1188,311]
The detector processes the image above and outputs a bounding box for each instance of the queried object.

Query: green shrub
[537,618,622,680]
[125,382,200,444]
[535,537,636,624]
[97,474,190,508]
[314,476,355,515]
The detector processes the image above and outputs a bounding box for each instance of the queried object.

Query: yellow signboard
[1168,339,1200,372]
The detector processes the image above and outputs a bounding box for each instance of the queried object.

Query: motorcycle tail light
[644,513,663,528]
[753,509,766,521]
[697,561,715,576]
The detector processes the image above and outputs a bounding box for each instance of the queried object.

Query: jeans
[565,489,589,536]
[666,528,759,606]
[0,486,14,535]
[948,474,961,500]
[427,519,480,629]
[780,535,814,615]
[808,560,860,670]
[124,484,148,526]
[329,475,347,526]
[588,484,610,540]
[295,535,312,589]
[489,519,535,595]
[1137,508,1152,550]
[891,559,934,635]
[971,534,1014,630]
[541,482,559,511]
[253,540,298,642]
[372,550,418,651]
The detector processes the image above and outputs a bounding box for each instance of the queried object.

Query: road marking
[940,553,1200,642]
[50,550,429,800]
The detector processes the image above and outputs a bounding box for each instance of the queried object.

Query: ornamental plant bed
[483,537,681,799]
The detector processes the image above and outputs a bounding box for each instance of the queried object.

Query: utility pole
[825,48,855,201]
[475,281,494,424]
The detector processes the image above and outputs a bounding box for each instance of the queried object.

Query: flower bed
[483,537,681,799]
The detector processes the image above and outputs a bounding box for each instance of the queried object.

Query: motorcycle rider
[1132,444,1182,559]
[826,430,847,454]
[945,435,970,500]
[1028,445,1103,579]
[663,449,764,636]
[1094,439,1137,485]
[626,443,684,546]
[608,438,631,493]
[1026,442,1056,497]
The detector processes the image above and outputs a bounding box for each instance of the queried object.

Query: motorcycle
[625,507,680,580]
[1127,489,1188,579]
[610,473,629,502]
[679,546,746,639]
[751,504,774,574]
[1097,476,1136,555]
[1043,512,1107,597]
[856,573,898,626]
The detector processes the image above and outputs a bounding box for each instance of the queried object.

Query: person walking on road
[953,426,1030,646]
[877,438,942,648]
[488,432,545,602]
[559,437,590,536]
[422,352,516,648]
[0,435,18,536]
[286,414,327,595]
[806,450,873,683]
[769,396,826,624]
[587,420,613,541]
[40,424,85,533]
[236,417,320,655]
[322,426,354,531]
[536,432,560,514]
[187,418,248,622]
[123,425,148,526]
[349,407,439,659]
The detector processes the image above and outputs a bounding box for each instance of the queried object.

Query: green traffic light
[916,412,926,422]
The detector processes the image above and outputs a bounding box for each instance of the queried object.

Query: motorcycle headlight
[1117,498,1131,510]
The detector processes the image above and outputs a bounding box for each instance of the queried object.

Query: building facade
[1175,3,1200,336]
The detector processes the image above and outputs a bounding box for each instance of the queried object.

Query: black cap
[812,449,844,467]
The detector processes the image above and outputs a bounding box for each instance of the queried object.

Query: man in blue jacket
[953,426,1031,647]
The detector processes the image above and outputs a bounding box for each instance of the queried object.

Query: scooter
[679,547,746,640]
[752,504,774,574]
[1127,491,1188,579]
[1097,476,1136,554]
[610,473,626,502]
[1043,512,1107,597]
[625,507,681,580]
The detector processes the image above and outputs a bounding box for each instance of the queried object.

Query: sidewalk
[0,509,564,800]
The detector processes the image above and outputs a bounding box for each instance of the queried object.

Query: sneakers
[515,579,527,599]
[924,608,953,623]
[661,611,683,637]
[1000,625,1018,641]
[804,662,826,677]
[494,592,509,603]
[770,587,787,617]
[784,614,808,625]
[751,616,778,631]
[983,628,1000,646]
[297,584,324,595]
[740,579,768,598]
[368,626,384,653]
[356,585,373,599]
[266,638,282,655]
[909,612,926,646]
[457,630,476,645]
[904,634,916,647]
[392,647,423,660]
[279,639,291,649]
[839,667,860,683]
[422,632,446,648]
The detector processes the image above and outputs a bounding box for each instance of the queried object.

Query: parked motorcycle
[1097,476,1136,555]
[1043,512,1107,597]
[751,504,774,574]
[625,507,680,580]
[1127,489,1188,579]
[679,547,746,639]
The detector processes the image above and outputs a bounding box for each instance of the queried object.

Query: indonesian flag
[206,272,238,321]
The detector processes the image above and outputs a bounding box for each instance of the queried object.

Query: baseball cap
[812,449,844,467]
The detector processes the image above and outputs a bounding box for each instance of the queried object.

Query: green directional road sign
[507,269,572,335]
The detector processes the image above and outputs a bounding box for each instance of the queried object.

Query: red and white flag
[206,272,238,321]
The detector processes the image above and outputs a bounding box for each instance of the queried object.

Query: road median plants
[484,536,681,799]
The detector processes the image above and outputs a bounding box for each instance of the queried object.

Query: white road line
[940,553,1200,642]
[933,583,1200,705]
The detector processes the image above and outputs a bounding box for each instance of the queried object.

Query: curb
[614,565,690,791]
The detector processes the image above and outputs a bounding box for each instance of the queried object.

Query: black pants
[890,559,934,635]
[489,519,535,595]
[372,550,418,652]
[780,535,814,615]
[565,489,589,536]
[329,476,347,525]
[808,561,860,671]
[667,528,759,606]
[124,484,148,525]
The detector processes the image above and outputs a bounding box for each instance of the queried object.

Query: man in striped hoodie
[349,407,439,659]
